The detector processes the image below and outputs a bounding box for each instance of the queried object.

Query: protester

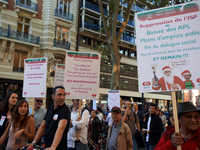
[0,99,35,149]
[160,111,167,131]
[122,100,140,150]
[32,97,46,145]
[29,86,70,149]
[96,107,103,122]
[155,102,200,150]
[169,109,174,126]
[133,103,143,130]
[0,91,18,149]
[142,103,162,150]
[106,112,113,126]
[106,106,133,150]
[67,99,90,150]
[156,107,161,117]
[89,110,101,144]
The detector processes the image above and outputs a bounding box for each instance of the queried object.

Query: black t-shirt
[44,103,70,149]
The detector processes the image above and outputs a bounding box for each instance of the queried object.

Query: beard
[164,74,174,84]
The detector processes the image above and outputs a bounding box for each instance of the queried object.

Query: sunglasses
[36,100,43,103]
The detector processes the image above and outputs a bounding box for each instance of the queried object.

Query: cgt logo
[197,78,200,83]
[142,81,151,86]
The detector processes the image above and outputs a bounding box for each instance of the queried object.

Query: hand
[30,114,35,118]
[147,130,150,134]
[13,129,24,139]
[171,132,183,147]
[152,78,159,86]
[125,107,130,114]
[142,129,146,133]
[171,84,179,90]
[76,117,81,122]
[26,141,36,149]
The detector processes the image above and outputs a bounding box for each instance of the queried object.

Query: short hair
[52,86,65,95]
[133,103,138,106]
[149,103,156,108]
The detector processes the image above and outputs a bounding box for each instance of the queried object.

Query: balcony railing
[81,0,107,15]
[54,39,70,50]
[122,34,135,44]
[16,0,37,12]
[0,25,40,44]
[55,8,73,22]
[80,21,100,32]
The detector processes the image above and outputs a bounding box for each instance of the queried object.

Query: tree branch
[111,0,120,42]
[116,0,134,42]
[98,0,110,39]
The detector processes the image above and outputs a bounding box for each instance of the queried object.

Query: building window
[17,17,30,38]
[55,25,69,45]
[57,0,70,15]
[19,0,31,6]
[13,50,28,72]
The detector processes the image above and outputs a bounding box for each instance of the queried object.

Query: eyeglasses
[183,114,200,120]
[36,100,43,103]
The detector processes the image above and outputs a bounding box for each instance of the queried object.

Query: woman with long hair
[0,91,18,150]
[0,99,35,149]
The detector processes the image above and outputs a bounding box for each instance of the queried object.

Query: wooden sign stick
[32,98,35,115]
[77,100,82,141]
[171,91,181,150]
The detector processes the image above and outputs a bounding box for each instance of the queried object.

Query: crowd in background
[0,86,200,150]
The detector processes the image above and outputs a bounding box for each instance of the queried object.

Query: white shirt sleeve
[72,110,90,130]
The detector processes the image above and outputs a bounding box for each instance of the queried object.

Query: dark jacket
[143,113,162,145]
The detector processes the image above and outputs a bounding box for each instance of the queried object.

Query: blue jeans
[133,136,139,150]
[146,142,155,150]
[67,141,88,150]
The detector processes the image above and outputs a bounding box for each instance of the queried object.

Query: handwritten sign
[108,90,120,110]
[54,64,65,87]
[64,52,101,100]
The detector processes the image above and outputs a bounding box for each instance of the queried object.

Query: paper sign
[136,1,200,93]
[93,100,97,110]
[23,58,47,97]
[54,64,65,87]
[64,52,101,100]
[108,90,120,110]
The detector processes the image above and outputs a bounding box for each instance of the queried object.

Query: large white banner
[64,52,101,100]
[108,90,120,110]
[54,64,65,87]
[23,58,47,97]
[136,1,200,93]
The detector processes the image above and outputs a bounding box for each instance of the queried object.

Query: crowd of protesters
[0,86,200,150]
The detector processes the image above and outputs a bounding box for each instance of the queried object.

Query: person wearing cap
[154,102,200,150]
[152,66,185,91]
[181,70,195,89]
[106,106,133,150]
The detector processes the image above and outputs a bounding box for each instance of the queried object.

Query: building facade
[0,0,78,107]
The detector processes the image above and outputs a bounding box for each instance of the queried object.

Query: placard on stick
[136,2,200,150]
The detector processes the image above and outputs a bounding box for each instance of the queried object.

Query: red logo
[41,92,44,95]
[24,92,27,94]
[92,94,97,97]
[66,92,70,95]
[197,78,200,83]
[142,81,151,86]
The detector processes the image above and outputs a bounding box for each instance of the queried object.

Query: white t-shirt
[146,116,151,142]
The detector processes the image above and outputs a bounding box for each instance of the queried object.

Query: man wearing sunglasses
[155,102,200,150]
[32,98,46,145]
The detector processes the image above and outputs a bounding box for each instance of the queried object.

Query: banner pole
[171,91,181,150]
[32,98,35,115]
[77,100,82,141]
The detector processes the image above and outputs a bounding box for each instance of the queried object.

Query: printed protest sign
[93,100,97,110]
[23,58,47,97]
[54,64,65,87]
[64,52,101,100]
[136,1,200,93]
[108,90,120,110]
